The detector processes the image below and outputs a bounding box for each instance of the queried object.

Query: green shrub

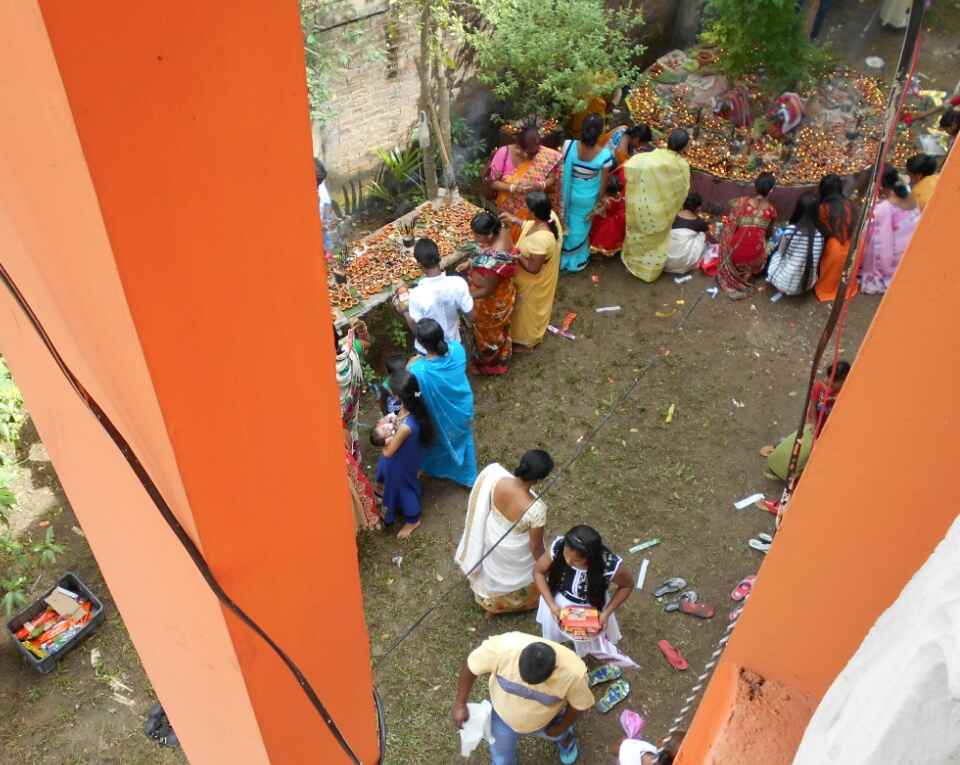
[468,0,645,122]
[701,0,833,93]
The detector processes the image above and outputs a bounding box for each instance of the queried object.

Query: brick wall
[313,12,422,181]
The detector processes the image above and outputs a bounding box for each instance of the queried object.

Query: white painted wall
[792,514,960,764]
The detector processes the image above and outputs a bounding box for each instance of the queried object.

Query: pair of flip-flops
[748,532,773,553]
[664,591,715,619]
[653,577,686,598]
[588,664,631,714]
[730,575,756,601]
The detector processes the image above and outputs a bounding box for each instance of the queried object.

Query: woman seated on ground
[460,211,517,376]
[501,191,563,350]
[814,174,860,303]
[376,370,434,539]
[408,319,478,488]
[861,165,920,295]
[766,360,851,481]
[766,192,824,297]
[534,525,634,660]
[589,173,626,258]
[717,172,777,299]
[665,191,711,275]
[486,122,562,243]
[560,113,615,272]
[455,450,555,618]
[905,153,939,212]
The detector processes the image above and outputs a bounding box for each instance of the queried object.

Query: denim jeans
[489,706,575,765]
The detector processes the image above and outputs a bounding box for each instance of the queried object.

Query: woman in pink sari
[861,166,920,295]
[485,123,562,243]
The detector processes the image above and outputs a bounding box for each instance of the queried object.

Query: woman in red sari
[717,172,778,299]
[460,211,517,376]
[589,173,626,257]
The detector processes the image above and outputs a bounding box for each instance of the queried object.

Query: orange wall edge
[678,148,960,762]
[1,2,378,763]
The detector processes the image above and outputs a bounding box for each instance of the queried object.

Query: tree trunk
[671,0,705,49]
[416,1,439,200]
[436,63,457,192]
[804,0,821,38]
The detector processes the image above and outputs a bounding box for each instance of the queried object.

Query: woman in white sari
[455,451,554,616]
[665,191,710,275]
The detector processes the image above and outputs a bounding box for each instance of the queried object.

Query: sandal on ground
[664,590,698,612]
[596,679,631,714]
[759,445,775,457]
[657,640,688,671]
[588,664,624,688]
[756,532,773,543]
[558,733,579,765]
[680,600,716,619]
[653,577,687,598]
[755,499,781,515]
[730,575,756,602]
[748,538,770,553]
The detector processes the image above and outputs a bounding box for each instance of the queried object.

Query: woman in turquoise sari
[408,319,478,488]
[560,114,615,272]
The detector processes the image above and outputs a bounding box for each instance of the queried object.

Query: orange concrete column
[1,2,376,763]
[678,149,960,762]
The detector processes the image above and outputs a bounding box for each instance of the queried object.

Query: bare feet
[397,521,421,540]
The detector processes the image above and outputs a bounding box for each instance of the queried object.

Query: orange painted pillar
[678,149,960,762]
[0,2,376,763]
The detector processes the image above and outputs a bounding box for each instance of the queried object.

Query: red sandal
[680,600,716,619]
[658,639,688,671]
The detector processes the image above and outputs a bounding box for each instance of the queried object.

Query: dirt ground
[0,3,958,763]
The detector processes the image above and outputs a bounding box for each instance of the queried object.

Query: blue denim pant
[489,706,575,765]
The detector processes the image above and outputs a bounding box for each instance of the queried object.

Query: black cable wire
[0,263,368,765]
[374,291,708,669]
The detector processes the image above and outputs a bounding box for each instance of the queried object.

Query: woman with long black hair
[814,173,860,302]
[533,525,634,659]
[501,191,563,349]
[766,192,825,296]
[376,370,435,539]
[408,318,478,488]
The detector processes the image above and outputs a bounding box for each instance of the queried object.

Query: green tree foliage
[701,0,831,93]
[468,0,645,122]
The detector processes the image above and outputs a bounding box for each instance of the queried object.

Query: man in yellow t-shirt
[452,632,594,764]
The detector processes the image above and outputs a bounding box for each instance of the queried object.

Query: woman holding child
[376,370,434,540]
[455,450,554,616]
[461,211,517,376]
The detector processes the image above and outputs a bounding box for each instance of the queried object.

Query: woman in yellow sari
[500,192,563,349]
[486,124,562,243]
[622,129,691,283]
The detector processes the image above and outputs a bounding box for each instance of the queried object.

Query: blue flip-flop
[558,733,579,765]
[588,664,624,687]
[596,679,631,714]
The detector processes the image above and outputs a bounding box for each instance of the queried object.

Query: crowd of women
[329,116,947,708]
